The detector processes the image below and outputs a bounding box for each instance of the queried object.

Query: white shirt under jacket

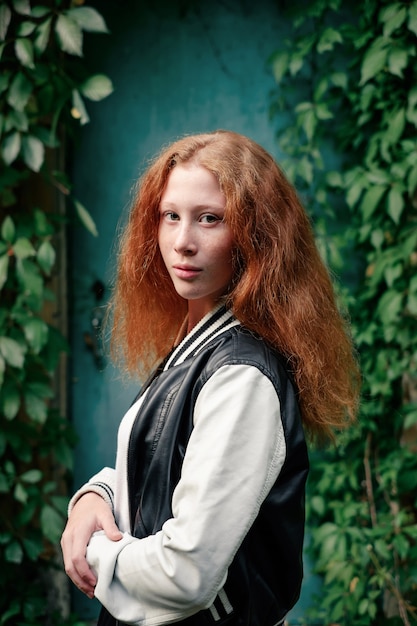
[69,305,287,626]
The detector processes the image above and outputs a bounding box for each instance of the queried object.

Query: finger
[61,534,97,590]
[77,579,96,599]
[64,557,97,596]
[102,518,123,541]
[74,577,95,599]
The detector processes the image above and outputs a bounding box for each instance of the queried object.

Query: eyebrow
[159,202,225,211]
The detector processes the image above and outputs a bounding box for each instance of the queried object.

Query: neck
[187,298,227,334]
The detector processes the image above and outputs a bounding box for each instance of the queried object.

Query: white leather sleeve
[86,364,287,626]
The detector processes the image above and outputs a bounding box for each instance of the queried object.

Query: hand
[61,492,123,598]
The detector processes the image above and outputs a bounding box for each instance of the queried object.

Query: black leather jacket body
[99,325,309,626]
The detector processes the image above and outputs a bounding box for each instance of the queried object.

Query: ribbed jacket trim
[164,304,240,370]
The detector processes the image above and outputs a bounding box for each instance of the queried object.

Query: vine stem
[367,548,416,625]
[363,431,377,527]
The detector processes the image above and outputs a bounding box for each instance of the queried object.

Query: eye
[200,214,222,224]
[162,211,180,221]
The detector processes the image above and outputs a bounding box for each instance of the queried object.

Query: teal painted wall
[70,1,320,621]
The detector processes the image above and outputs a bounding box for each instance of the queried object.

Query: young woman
[61,130,359,626]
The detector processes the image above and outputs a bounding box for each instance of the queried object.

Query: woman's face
[158,163,234,327]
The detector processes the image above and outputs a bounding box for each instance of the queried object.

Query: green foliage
[270,1,417,624]
[0,0,112,623]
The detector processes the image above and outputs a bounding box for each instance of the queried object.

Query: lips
[172,265,202,280]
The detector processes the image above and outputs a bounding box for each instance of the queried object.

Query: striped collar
[164,304,240,370]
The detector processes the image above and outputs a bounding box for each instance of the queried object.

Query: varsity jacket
[73,305,309,626]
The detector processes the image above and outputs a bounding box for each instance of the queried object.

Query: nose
[174,222,197,255]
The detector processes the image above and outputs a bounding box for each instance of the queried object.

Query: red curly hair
[110,130,359,439]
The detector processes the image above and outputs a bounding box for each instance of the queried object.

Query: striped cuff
[208,588,234,621]
[67,481,114,517]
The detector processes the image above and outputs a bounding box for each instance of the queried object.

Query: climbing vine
[0,1,112,623]
[270,1,417,624]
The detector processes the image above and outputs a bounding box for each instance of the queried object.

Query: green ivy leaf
[296,103,316,141]
[387,186,405,224]
[24,392,47,423]
[67,6,109,33]
[0,255,9,291]
[330,71,347,90]
[360,40,388,85]
[326,171,343,187]
[5,540,23,564]
[22,536,43,561]
[17,20,36,37]
[37,240,55,274]
[0,72,9,95]
[402,228,417,259]
[71,88,90,124]
[407,293,417,316]
[80,74,114,102]
[384,262,402,287]
[55,13,83,57]
[14,481,28,504]
[34,210,54,237]
[34,125,59,148]
[2,132,21,165]
[380,5,407,37]
[23,318,49,353]
[315,103,333,120]
[14,38,35,69]
[40,504,64,544]
[296,156,313,185]
[367,169,391,185]
[51,494,70,516]
[41,326,69,371]
[360,184,387,220]
[310,495,326,516]
[409,2,417,36]
[7,71,32,112]
[34,17,52,55]
[6,109,29,132]
[0,4,12,41]
[385,108,406,145]
[271,50,289,82]
[13,237,36,259]
[393,533,410,559]
[409,273,417,296]
[406,86,417,126]
[388,47,408,78]
[13,0,31,16]
[16,258,43,298]
[31,6,50,18]
[289,54,303,76]
[377,289,403,324]
[317,27,343,54]
[74,199,98,236]
[0,383,21,420]
[0,353,5,388]
[21,134,45,172]
[370,229,384,250]
[53,440,74,470]
[20,469,42,484]
[1,216,16,243]
[407,163,417,196]
[25,379,54,397]
[404,406,417,428]
[0,336,26,368]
